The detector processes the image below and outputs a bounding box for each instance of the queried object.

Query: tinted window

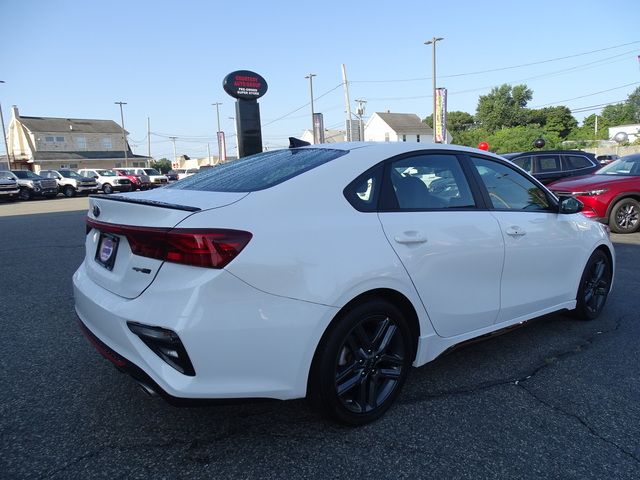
[535,155,561,173]
[169,148,348,192]
[386,154,475,210]
[471,157,551,211]
[512,156,532,173]
[563,155,591,170]
[344,164,383,212]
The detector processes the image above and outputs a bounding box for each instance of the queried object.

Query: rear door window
[562,155,591,170]
[534,155,561,173]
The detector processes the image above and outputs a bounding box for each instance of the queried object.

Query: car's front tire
[18,188,31,201]
[572,249,612,321]
[102,184,113,194]
[63,185,76,197]
[309,300,413,425]
[609,198,640,233]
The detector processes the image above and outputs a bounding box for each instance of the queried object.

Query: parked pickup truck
[129,167,169,188]
[11,170,59,200]
[39,169,99,197]
[77,169,132,194]
[0,171,21,201]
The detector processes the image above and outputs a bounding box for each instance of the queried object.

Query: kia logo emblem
[92,204,101,217]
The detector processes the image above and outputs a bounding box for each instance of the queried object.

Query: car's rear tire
[572,249,612,321]
[63,185,76,197]
[309,300,413,425]
[102,184,113,194]
[608,198,640,233]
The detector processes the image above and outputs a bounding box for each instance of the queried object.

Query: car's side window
[386,154,475,210]
[535,155,561,173]
[563,155,591,170]
[344,164,383,212]
[512,156,532,173]
[471,157,552,211]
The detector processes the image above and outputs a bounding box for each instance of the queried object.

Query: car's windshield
[596,156,640,176]
[118,169,135,174]
[143,168,160,175]
[60,170,81,178]
[12,170,41,179]
[0,171,16,180]
[97,170,117,176]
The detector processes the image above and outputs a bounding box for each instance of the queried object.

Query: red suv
[548,153,640,233]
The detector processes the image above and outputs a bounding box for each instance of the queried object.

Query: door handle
[394,233,428,244]
[506,226,526,237]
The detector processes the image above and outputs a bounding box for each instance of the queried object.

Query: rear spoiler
[88,194,201,212]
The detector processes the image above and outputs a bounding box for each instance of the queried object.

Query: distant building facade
[364,112,445,143]
[6,106,150,172]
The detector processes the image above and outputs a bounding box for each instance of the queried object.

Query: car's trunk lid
[84,189,248,299]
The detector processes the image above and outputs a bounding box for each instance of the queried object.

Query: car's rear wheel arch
[307,288,420,395]
[604,193,640,219]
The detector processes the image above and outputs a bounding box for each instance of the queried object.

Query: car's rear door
[468,155,585,323]
[377,151,504,338]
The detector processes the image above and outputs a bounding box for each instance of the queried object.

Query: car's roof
[503,149,595,157]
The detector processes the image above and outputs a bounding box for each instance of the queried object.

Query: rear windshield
[168,148,348,192]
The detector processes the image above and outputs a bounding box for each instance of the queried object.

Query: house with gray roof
[6,106,150,172]
[365,112,451,144]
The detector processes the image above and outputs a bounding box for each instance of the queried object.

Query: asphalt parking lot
[1,197,639,479]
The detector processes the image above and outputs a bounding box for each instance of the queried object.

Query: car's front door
[469,156,584,324]
[377,152,505,338]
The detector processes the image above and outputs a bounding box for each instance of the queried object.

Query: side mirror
[558,195,583,214]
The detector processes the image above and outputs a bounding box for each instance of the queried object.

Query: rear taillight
[86,218,252,268]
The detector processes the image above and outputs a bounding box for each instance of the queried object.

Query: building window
[102,137,113,149]
[133,161,146,167]
[45,136,54,142]
[69,163,78,169]
[56,136,65,142]
[115,162,122,168]
[76,136,87,150]
[384,132,390,142]
[417,135,421,143]
[402,135,407,142]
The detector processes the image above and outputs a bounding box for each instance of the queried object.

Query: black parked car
[502,150,600,184]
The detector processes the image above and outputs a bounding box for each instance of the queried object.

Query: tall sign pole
[115,101,128,166]
[223,70,268,158]
[305,74,317,143]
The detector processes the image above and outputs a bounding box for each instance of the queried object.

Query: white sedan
[74,141,614,425]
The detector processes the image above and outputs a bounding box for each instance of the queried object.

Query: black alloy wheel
[573,249,612,320]
[102,183,113,194]
[310,300,413,425]
[609,198,640,233]
[63,185,76,197]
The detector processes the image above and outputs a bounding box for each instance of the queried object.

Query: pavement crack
[518,382,640,464]
[400,314,625,404]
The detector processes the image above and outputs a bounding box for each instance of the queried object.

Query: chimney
[11,105,19,118]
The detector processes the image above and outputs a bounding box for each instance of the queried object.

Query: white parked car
[77,169,132,194]
[74,142,614,425]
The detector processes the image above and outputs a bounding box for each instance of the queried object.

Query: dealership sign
[223,70,268,100]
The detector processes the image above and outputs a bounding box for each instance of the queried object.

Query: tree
[626,86,640,123]
[601,103,633,126]
[151,158,172,173]
[475,84,533,132]
[424,111,475,133]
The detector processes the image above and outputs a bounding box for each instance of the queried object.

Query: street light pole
[114,101,128,167]
[212,102,222,162]
[229,116,239,158]
[0,81,10,169]
[424,37,444,143]
[305,74,317,144]
[169,136,177,167]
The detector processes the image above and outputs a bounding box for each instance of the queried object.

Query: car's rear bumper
[73,260,338,401]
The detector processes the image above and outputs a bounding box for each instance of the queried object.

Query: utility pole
[424,37,444,143]
[114,101,128,166]
[207,142,211,165]
[0,81,10,169]
[147,117,151,167]
[212,102,222,163]
[354,99,367,141]
[305,74,317,143]
[169,136,177,168]
[229,116,239,158]
[341,65,352,141]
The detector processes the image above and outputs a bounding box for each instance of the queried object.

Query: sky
[1,0,639,160]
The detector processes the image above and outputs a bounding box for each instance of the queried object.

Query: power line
[351,41,640,83]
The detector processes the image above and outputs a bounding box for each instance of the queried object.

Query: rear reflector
[86,218,252,268]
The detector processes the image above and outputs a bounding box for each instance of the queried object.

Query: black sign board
[223,70,268,100]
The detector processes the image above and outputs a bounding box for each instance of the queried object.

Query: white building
[364,112,450,143]
[608,124,640,143]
